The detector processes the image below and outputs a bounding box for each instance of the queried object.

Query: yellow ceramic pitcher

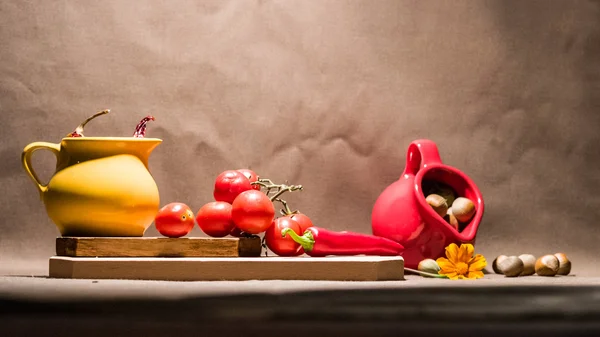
[22,137,162,237]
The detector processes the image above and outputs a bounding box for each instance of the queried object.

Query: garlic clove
[498,256,524,277]
[535,255,560,276]
[554,253,571,276]
[492,255,508,274]
[451,197,476,223]
[425,194,448,218]
[418,258,441,277]
[518,254,536,276]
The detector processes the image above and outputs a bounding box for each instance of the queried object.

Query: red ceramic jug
[371,139,484,269]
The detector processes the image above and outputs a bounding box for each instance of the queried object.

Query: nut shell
[444,208,460,231]
[451,197,476,223]
[435,184,456,207]
[418,258,441,277]
[426,194,448,217]
[498,256,524,277]
[518,254,536,276]
[492,255,508,274]
[554,253,571,276]
[535,255,559,276]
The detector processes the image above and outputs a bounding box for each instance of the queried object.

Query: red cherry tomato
[196,201,235,238]
[229,226,244,237]
[265,217,302,256]
[213,170,252,204]
[237,168,260,191]
[286,213,314,255]
[231,190,275,234]
[154,202,195,238]
[287,213,314,233]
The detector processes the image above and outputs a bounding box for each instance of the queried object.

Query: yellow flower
[436,243,487,280]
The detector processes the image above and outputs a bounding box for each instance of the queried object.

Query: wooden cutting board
[48,256,405,281]
[56,236,262,257]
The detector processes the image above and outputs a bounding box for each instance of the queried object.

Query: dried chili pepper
[66,109,110,137]
[281,227,404,257]
[133,115,155,138]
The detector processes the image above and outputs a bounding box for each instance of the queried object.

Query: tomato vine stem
[249,178,303,257]
[275,198,298,216]
[251,179,303,202]
[252,178,280,196]
[268,185,302,202]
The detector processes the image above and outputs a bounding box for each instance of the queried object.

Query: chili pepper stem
[281,228,314,252]
[67,109,110,137]
[403,267,448,279]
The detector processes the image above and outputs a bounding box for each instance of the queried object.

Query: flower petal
[445,243,459,260]
[468,270,484,279]
[436,258,456,273]
[458,244,475,263]
[468,254,487,272]
[442,271,458,280]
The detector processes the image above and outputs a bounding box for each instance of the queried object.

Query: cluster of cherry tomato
[153,169,314,256]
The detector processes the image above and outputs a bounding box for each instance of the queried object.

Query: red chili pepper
[133,115,155,138]
[66,109,110,137]
[281,227,404,257]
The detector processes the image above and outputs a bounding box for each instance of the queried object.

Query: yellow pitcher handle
[22,142,61,197]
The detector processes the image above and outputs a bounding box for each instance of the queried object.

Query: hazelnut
[498,256,524,277]
[425,194,448,217]
[451,197,476,223]
[518,254,536,276]
[535,255,559,276]
[444,208,459,231]
[554,253,571,276]
[435,184,457,207]
[492,255,508,274]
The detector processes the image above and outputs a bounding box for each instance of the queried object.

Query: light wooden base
[49,256,405,281]
[56,236,262,257]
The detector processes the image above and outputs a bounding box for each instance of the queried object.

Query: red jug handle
[402,139,442,176]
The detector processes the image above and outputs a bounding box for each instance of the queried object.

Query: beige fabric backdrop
[1,0,599,276]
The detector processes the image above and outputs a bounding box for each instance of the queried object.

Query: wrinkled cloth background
[1,0,599,276]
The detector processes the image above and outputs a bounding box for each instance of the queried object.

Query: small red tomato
[286,213,314,255]
[196,201,235,238]
[237,168,261,191]
[154,202,195,238]
[229,226,244,237]
[287,213,314,233]
[231,190,275,234]
[213,170,252,204]
[265,217,302,256]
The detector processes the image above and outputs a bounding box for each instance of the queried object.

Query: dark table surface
[1,274,599,337]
